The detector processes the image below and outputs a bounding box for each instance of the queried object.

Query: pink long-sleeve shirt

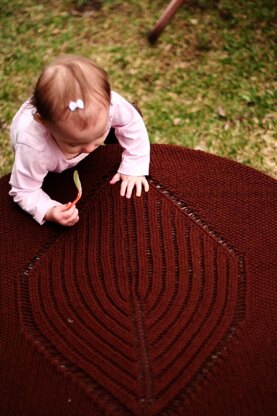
[9,91,150,224]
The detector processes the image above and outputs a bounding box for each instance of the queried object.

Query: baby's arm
[9,144,78,226]
[110,92,150,197]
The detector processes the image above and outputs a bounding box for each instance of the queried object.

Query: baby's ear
[33,113,45,125]
[33,113,41,122]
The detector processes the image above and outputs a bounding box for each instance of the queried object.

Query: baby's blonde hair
[31,55,111,129]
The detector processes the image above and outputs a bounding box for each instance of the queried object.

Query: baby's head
[32,54,111,126]
[31,55,111,156]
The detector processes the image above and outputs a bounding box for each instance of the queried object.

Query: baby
[9,55,150,226]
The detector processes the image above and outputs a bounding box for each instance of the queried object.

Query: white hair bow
[68,99,84,112]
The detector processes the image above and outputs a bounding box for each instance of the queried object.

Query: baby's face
[48,104,110,159]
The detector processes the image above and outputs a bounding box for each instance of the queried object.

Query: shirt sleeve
[9,143,62,225]
[111,93,150,176]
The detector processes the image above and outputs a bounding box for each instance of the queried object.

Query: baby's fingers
[120,179,129,197]
[137,177,149,196]
[135,180,142,197]
[126,181,136,198]
[110,173,121,185]
[66,215,79,226]
[120,177,149,198]
[142,177,149,193]
[61,204,79,226]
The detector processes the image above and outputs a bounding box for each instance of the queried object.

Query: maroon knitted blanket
[1,144,276,416]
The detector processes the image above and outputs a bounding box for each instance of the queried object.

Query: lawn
[0,0,276,178]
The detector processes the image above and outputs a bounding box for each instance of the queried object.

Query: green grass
[0,0,276,177]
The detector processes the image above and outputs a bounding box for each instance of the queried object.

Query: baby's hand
[110,173,149,198]
[44,204,79,226]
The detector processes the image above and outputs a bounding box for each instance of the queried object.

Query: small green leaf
[73,170,82,194]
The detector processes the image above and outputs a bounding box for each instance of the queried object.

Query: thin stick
[148,0,185,43]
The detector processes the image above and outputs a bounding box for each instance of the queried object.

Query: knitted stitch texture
[0,144,276,416]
